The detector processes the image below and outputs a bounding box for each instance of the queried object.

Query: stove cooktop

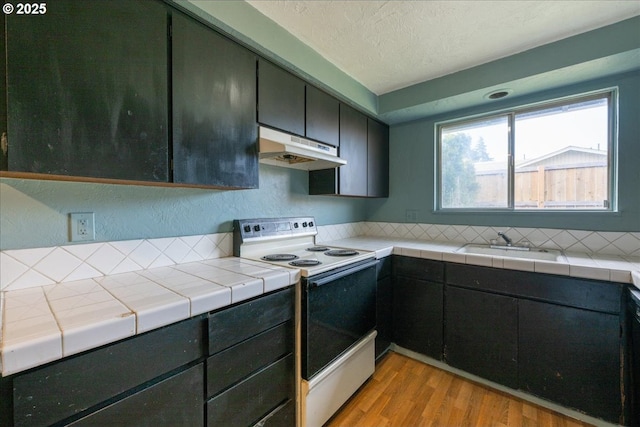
[233,217,375,277]
[250,244,373,277]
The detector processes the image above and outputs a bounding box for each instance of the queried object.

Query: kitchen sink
[457,244,566,262]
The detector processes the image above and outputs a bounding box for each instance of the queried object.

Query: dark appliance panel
[302,259,377,380]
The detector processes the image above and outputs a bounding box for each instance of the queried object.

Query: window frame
[434,88,618,213]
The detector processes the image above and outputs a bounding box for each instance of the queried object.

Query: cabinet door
[338,104,368,196]
[393,276,443,359]
[6,0,169,181]
[444,286,518,388]
[519,299,622,423]
[306,85,339,146]
[258,59,305,136]
[375,257,393,358]
[12,316,204,427]
[367,118,389,197]
[172,13,258,188]
[69,364,204,427]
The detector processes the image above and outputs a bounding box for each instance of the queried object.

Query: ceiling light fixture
[484,89,512,100]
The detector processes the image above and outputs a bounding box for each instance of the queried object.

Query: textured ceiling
[246,1,640,95]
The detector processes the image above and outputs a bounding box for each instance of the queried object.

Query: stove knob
[293,222,299,228]
[302,222,308,227]
[309,221,314,227]
[243,225,251,233]
[253,225,261,232]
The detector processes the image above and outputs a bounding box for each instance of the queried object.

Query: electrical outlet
[69,212,95,242]
[405,209,419,222]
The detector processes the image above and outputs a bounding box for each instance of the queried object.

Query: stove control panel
[233,217,317,249]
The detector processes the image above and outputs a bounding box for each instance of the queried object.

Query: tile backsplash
[359,222,640,257]
[2,222,638,292]
[1,233,232,292]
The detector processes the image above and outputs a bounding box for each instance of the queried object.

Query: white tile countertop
[325,236,640,288]
[1,235,638,378]
[0,258,298,377]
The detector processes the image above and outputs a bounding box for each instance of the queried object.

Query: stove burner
[261,254,299,262]
[289,259,322,267]
[325,249,359,257]
[306,246,330,252]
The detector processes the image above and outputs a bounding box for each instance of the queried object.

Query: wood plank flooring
[325,351,595,427]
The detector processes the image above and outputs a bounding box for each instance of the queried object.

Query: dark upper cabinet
[4,0,169,182]
[338,104,368,196]
[172,13,258,189]
[367,118,390,197]
[309,105,389,197]
[306,85,339,147]
[257,59,305,137]
[258,59,340,148]
[0,16,7,173]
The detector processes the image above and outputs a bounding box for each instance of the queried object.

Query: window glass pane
[514,97,609,209]
[441,116,509,208]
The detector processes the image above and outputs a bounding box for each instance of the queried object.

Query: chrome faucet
[498,232,513,246]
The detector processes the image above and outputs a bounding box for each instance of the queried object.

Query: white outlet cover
[69,212,95,242]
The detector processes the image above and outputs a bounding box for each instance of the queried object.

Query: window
[437,91,615,211]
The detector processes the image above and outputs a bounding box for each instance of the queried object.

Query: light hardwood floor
[325,351,595,427]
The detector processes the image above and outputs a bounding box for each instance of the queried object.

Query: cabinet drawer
[260,400,295,427]
[394,256,444,282]
[446,263,622,313]
[12,316,204,427]
[206,354,295,427]
[206,320,294,398]
[208,287,294,355]
[68,364,204,427]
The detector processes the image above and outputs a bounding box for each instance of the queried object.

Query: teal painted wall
[367,71,640,232]
[0,165,367,250]
[1,3,638,250]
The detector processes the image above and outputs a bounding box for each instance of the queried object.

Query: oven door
[301,258,377,380]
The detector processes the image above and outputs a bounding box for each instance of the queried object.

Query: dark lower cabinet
[206,287,295,427]
[172,12,258,188]
[3,316,205,427]
[376,257,393,358]
[519,299,622,423]
[4,0,169,182]
[444,286,518,389]
[69,364,204,427]
[0,288,296,427]
[206,355,294,427]
[391,257,627,425]
[392,257,444,359]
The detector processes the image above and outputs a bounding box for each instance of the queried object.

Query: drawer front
[393,255,444,282]
[68,364,204,427]
[260,400,296,427]
[208,287,294,355]
[446,263,622,313]
[13,316,204,427]
[206,320,294,398]
[206,354,295,427]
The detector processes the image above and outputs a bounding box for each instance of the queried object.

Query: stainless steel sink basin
[457,244,565,262]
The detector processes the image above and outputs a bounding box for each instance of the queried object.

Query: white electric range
[233,217,378,427]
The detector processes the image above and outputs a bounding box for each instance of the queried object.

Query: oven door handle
[308,259,378,288]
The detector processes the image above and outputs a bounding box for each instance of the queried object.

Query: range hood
[258,126,346,171]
